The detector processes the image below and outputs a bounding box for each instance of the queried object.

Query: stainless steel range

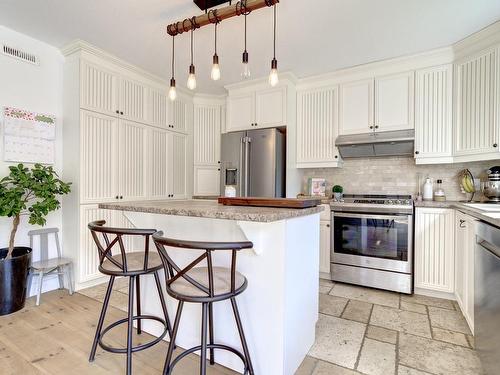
[330,194,414,294]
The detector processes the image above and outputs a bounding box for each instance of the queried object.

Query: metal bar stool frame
[88,220,173,375]
[153,231,255,375]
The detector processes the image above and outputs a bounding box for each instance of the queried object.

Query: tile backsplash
[302,157,498,201]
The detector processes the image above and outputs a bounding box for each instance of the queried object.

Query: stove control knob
[395,199,401,205]
[405,199,411,205]
[386,200,393,205]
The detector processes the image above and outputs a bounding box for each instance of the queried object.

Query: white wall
[0,25,64,295]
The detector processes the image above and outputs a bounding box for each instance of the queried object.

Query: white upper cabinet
[297,86,341,168]
[170,133,187,198]
[414,65,453,163]
[80,60,119,117]
[226,85,287,132]
[118,120,146,201]
[149,86,169,128]
[339,72,414,136]
[415,207,455,293]
[375,71,414,132]
[339,78,374,135]
[120,77,148,123]
[80,110,119,204]
[168,94,189,133]
[226,92,255,132]
[147,128,170,199]
[455,47,498,159]
[194,104,221,165]
[255,86,287,128]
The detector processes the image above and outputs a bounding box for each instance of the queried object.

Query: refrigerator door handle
[239,137,244,197]
[245,137,251,197]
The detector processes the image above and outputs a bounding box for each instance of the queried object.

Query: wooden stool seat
[100,251,163,275]
[31,256,72,270]
[169,266,247,301]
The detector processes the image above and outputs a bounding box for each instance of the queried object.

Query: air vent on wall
[2,44,39,65]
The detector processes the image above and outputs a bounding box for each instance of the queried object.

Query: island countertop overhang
[98,199,325,223]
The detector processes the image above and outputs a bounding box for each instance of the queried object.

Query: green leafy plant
[332,185,343,194]
[0,164,71,259]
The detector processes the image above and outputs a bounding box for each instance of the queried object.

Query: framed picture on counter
[307,178,326,196]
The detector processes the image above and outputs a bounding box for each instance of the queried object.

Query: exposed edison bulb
[187,64,196,90]
[168,78,177,101]
[269,58,279,87]
[211,54,221,81]
[241,51,250,79]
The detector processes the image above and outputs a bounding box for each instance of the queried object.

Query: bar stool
[88,220,172,375]
[153,231,255,375]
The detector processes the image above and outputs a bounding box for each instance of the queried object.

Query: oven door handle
[333,212,410,222]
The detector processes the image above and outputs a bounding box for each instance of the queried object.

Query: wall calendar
[3,106,56,164]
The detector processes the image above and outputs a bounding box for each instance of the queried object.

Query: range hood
[336,129,415,158]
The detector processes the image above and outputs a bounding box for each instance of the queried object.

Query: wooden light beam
[166,0,279,36]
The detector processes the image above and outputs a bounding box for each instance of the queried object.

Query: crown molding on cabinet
[193,93,226,105]
[453,20,500,61]
[224,71,299,92]
[61,39,194,97]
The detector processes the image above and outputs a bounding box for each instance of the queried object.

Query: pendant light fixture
[268,3,279,87]
[241,1,251,79]
[187,29,197,90]
[168,36,177,101]
[211,23,221,80]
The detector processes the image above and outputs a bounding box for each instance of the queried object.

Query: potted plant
[332,185,343,201]
[0,164,71,315]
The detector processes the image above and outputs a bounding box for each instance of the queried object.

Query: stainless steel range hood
[336,129,415,158]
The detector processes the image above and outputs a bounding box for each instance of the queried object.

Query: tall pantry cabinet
[62,42,192,290]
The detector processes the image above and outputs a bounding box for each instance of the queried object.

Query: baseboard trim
[414,287,456,301]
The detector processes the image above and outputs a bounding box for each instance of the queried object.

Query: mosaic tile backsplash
[301,157,498,201]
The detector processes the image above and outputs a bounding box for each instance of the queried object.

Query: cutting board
[217,197,320,209]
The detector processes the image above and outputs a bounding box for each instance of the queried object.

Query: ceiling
[1,0,500,94]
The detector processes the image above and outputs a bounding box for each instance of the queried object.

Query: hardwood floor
[0,290,237,375]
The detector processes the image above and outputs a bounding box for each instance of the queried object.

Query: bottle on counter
[423,177,433,201]
[434,179,446,202]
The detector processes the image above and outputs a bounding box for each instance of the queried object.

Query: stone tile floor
[79,278,483,375]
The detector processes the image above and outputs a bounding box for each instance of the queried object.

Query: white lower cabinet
[454,211,476,333]
[414,207,455,293]
[194,166,220,196]
[319,205,331,279]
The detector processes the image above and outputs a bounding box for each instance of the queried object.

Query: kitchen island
[99,199,323,375]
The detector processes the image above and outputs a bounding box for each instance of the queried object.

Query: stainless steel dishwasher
[475,222,500,375]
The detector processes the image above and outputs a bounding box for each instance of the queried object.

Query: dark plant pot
[0,246,32,316]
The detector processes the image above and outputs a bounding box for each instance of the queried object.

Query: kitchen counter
[99,199,324,223]
[100,199,321,374]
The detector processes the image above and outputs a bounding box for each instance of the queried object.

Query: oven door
[331,211,412,273]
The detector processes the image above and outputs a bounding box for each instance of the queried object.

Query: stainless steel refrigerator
[220,128,286,198]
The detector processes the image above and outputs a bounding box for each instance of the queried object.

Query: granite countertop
[415,200,500,228]
[99,199,325,223]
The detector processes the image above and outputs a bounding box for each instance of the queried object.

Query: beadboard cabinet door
[149,87,169,128]
[170,133,187,199]
[80,60,119,116]
[374,71,414,132]
[120,77,148,124]
[296,86,341,168]
[147,128,171,199]
[414,65,453,163]
[339,78,374,135]
[415,207,455,293]
[455,47,498,158]
[118,120,147,201]
[455,211,476,333]
[255,86,287,128]
[80,110,119,203]
[194,104,221,165]
[169,95,189,133]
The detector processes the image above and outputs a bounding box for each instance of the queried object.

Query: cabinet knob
[334,155,338,159]
[369,126,374,129]
[119,196,123,199]
[115,195,119,199]
[218,161,221,164]
[494,143,498,148]
[217,168,220,171]
[375,125,379,129]
[326,224,330,228]
[459,219,466,228]
[415,151,420,155]
[115,110,119,114]
[120,111,124,115]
